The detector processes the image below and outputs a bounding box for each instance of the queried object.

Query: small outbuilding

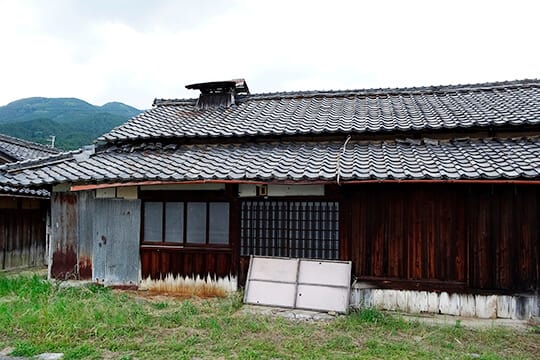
[0,134,59,270]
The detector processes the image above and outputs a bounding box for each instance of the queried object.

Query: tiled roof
[0,185,49,197]
[99,80,540,142]
[1,137,538,186]
[0,134,60,162]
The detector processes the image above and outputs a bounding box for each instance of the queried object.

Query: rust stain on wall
[51,192,79,280]
[59,193,78,205]
[78,255,92,279]
[51,245,77,279]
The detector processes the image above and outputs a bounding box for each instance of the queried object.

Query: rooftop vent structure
[186,79,250,110]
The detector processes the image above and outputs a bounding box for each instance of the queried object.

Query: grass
[0,273,538,359]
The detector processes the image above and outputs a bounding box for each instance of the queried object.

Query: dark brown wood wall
[140,248,235,280]
[467,185,538,291]
[343,183,539,293]
[0,201,47,270]
[136,183,538,294]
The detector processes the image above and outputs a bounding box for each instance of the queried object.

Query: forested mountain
[0,97,141,150]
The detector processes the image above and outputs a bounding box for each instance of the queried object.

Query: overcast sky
[0,0,539,109]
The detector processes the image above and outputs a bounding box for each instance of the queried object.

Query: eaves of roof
[0,185,49,198]
[1,137,539,187]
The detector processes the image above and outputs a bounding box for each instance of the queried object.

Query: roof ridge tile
[152,79,540,105]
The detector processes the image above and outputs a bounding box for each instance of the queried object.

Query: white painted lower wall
[139,273,237,296]
[350,283,539,320]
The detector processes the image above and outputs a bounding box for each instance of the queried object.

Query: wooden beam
[70,178,540,192]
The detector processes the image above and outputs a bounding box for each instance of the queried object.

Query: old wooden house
[0,79,538,319]
[0,134,59,270]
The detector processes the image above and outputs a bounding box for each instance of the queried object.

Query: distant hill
[0,97,141,150]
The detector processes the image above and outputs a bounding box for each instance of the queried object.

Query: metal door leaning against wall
[93,198,141,286]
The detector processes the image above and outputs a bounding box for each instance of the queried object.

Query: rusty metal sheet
[77,191,94,279]
[50,192,78,279]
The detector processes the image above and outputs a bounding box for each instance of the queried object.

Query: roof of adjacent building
[0,185,49,197]
[0,79,539,187]
[0,134,60,162]
[0,137,538,186]
[99,79,540,142]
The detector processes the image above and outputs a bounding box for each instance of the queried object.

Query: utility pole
[48,135,56,148]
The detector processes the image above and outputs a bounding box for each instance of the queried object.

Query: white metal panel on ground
[244,280,297,307]
[244,256,351,313]
[298,260,351,286]
[296,284,350,312]
[249,257,299,283]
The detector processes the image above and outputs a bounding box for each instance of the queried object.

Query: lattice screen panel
[241,201,339,259]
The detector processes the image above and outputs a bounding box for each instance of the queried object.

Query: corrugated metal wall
[77,191,94,279]
[51,191,141,285]
[50,192,78,278]
[93,198,140,286]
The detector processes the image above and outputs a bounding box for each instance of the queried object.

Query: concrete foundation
[350,283,539,320]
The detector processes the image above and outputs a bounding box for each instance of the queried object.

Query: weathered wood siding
[0,198,47,270]
[140,248,234,280]
[344,184,539,293]
[468,185,538,291]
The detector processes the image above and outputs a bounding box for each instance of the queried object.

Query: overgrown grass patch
[0,273,538,359]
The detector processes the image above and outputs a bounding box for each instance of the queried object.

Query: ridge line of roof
[152,79,540,106]
[102,135,540,154]
[0,185,49,197]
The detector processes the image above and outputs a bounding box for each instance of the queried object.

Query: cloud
[0,0,539,109]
